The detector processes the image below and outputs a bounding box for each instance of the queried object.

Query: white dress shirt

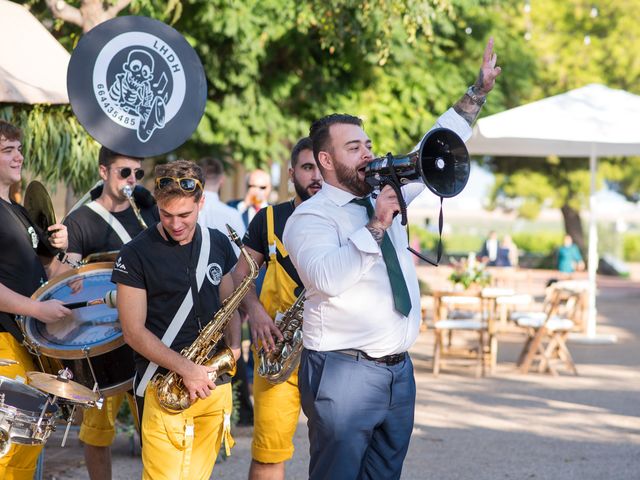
[283,108,472,357]
[198,191,246,255]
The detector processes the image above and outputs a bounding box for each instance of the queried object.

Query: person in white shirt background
[227,169,272,229]
[197,156,255,426]
[283,38,501,480]
[197,156,246,255]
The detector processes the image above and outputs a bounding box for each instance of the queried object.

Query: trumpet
[122,185,148,229]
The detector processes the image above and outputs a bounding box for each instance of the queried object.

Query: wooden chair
[496,293,534,327]
[515,287,579,376]
[432,293,486,377]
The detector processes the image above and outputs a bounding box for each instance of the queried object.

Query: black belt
[334,349,406,366]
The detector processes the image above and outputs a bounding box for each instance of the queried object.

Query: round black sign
[67,16,207,157]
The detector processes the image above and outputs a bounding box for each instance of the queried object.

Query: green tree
[14,0,532,201]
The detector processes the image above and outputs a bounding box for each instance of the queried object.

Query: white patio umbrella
[467,83,640,341]
[0,0,70,104]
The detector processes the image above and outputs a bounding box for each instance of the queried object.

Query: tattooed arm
[365,220,386,245]
[453,37,502,126]
[366,185,399,245]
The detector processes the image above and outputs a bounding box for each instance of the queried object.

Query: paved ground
[39,271,640,479]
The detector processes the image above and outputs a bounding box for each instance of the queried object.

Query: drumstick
[63,290,117,309]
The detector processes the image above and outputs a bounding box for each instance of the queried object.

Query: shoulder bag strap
[86,201,132,244]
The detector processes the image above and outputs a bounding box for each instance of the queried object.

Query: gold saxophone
[257,289,305,384]
[152,225,258,412]
[122,185,148,229]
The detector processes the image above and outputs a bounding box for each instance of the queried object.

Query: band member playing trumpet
[0,120,71,480]
[283,38,501,480]
[232,137,322,480]
[112,160,240,480]
[62,146,158,480]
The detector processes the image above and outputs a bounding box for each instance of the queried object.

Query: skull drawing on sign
[124,50,155,89]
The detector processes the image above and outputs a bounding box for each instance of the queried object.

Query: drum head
[23,263,122,359]
[0,377,58,415]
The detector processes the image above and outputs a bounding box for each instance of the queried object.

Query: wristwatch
[465,85,487,106]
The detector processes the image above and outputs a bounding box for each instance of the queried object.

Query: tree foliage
[12,0,530,194]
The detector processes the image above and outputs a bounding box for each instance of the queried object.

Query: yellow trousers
[79,392,137,447]
[140,383,233,480]
[251,354,301,464]
[0,333,43,480]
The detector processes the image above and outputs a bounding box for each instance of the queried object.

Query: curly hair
[154,159,204,203]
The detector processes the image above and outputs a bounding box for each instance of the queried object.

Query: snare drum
[21,262,134,396]
[0,376,58,457]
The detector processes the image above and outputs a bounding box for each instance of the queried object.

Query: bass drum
[21,262,134,396]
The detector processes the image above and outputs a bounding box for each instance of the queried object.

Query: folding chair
[515,287,579,376]
[432,293,486,376]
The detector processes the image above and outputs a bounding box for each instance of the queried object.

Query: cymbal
[0,358,18,367]
[26,371,99,405]
[24,180,56,232]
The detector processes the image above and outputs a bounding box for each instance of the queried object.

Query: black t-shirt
[64,203,159,257]
[0,199,48,339]
[243,200,303,296]
[111,225,237,379]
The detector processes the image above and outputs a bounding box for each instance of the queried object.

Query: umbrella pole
[571,145,617,344]
[586,146,598,337]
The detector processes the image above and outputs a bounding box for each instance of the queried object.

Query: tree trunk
[560,204,586,256]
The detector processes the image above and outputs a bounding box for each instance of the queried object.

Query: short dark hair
[290,137,313,168]
[308,113,362,163]
[199,157,224,180]
[98,146,143,167]
[154,159,204,203]
[0,120,22,143]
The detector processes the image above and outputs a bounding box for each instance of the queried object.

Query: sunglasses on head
[114,167,145,180]
[248,184,268,190]
[155,176,203,192]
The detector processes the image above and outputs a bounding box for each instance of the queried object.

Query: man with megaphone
[283,37,501,480]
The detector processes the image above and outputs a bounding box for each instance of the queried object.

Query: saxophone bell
[257,290,306,385]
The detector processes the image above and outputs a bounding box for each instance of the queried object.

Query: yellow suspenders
[258,205,298,319]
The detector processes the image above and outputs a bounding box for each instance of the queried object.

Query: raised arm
[453,37,502,126]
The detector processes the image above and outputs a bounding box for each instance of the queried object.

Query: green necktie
[351,197,412,317]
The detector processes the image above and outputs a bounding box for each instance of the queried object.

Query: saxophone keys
[281,344,292,359]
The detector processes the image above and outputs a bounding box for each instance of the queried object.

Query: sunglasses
[114,167,145,180]
[155,176,203,192]
[248,184,269,190]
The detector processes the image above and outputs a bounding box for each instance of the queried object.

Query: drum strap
[135,225,211,397]
[86,201,132,244]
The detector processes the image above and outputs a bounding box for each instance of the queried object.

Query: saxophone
[122,185,148,229]
[257,289,305,384]
[152,225,258,412]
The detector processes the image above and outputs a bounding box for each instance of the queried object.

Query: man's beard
[334,159,372,197]
[293,179,322,201]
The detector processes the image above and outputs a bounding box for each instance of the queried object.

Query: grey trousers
[299,349,416,480]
